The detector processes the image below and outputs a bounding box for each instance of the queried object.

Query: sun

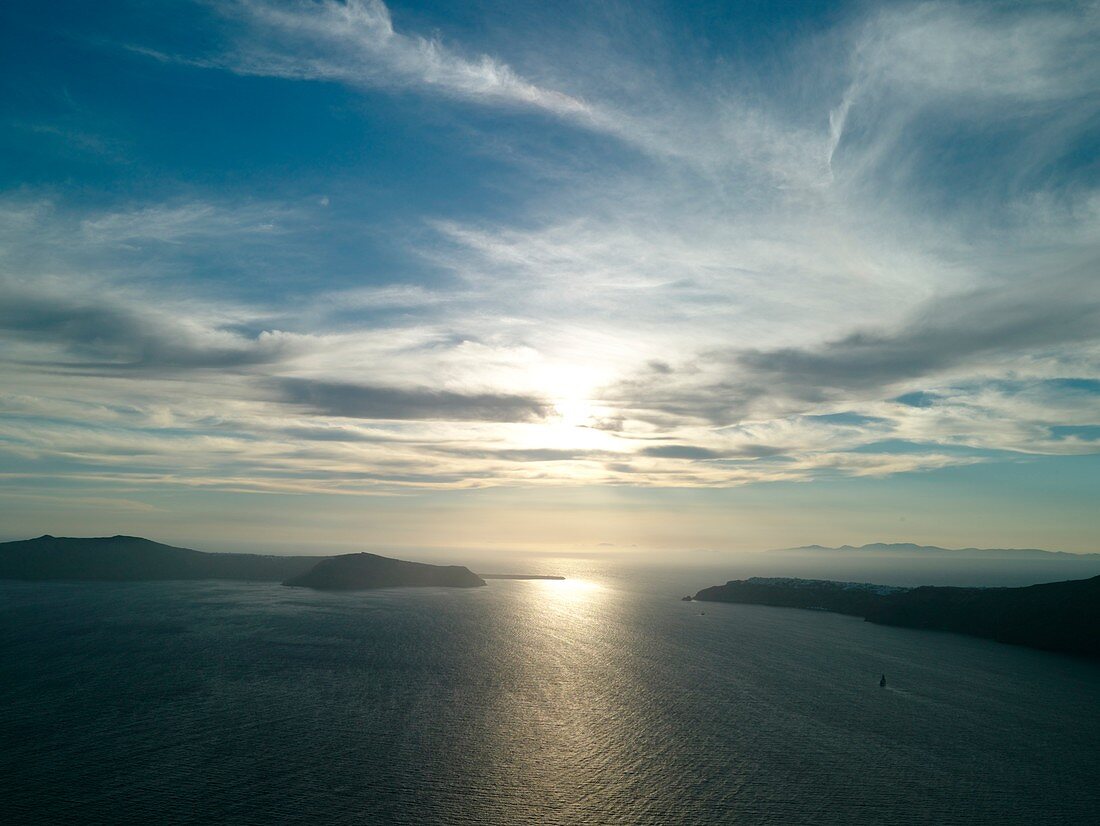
[553,396,595,428]
[511,362,621,454]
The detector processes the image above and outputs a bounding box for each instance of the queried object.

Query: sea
[2,560,1098,825]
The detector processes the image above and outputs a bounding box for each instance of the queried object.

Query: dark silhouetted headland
[284,552,485,590]
[694,575,1100,657]
[693,577,908,616]
[0,535,321,582]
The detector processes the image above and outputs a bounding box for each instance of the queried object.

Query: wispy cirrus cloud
[80,201,289,245]
[144,0,838,178]
[215,0,595,120]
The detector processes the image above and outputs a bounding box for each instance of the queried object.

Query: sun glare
[537,577,601,597]
[552,396,594,428]
[510,362,620,453]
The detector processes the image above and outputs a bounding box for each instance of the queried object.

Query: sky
[0,0,1097,556]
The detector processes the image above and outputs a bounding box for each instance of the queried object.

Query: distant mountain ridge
[694,575,1100,657]
[774,542,1099,558]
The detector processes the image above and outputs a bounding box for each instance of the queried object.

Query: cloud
[219,0,594,120]
[277,425,394,443]
[610,269,1100,429]
[855,3,1099,102]
[0,276,302,370]
[830,2,1100,220]
[3,2,1098,498]
[639,444,783,460]
[733,277,1100,404]
[276,377,551,422]
[431,447,611,464]
[81,202,289,245]
[169,0,832,177]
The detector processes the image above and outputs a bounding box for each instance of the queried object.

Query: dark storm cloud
[277,378,552,423]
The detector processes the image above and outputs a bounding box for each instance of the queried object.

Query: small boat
[879,674,887,688]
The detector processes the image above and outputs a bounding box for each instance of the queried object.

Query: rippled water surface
[2,566,1098,824]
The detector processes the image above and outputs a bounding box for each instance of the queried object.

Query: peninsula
[693,575,1100,658]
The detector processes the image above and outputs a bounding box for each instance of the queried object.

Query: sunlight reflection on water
[2,575,1098,825]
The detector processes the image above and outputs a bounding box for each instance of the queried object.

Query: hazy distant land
[773,542,1100,559]
[693,576,1100,657]
[5,535,1100,655]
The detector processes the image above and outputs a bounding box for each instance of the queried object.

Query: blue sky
[1,1,1098,554]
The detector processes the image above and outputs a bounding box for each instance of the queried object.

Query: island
[480,574,566,580]
[284,552,485,590]
[693,575,1100,658]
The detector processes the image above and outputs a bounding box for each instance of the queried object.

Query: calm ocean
[2,565,1098,824]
